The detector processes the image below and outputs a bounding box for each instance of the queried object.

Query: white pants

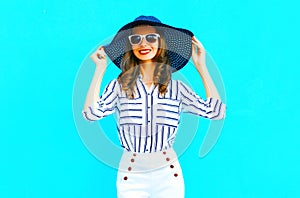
[116,148,185,198]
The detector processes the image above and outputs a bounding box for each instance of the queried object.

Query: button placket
[147,93,152,125]
[124,153,137,181]
[162,150,178,178]
[146,92,152,149]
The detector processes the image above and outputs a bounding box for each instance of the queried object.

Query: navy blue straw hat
[103,15,194,73]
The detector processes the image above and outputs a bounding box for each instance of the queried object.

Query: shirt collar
[138,74,143,81]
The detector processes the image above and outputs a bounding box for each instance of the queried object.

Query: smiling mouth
[139,49,151,55]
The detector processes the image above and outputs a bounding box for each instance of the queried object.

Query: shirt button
[148,93,150,95]
[148,120,150,123]
[147,107,150,109]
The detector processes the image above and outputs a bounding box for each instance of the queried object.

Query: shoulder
[105,78,119,87]
[169,79,183,86]
[174,80,197,97]
[172,79,189,90]
[104,78,121,93]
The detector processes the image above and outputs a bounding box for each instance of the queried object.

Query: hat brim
[103,20,194,73]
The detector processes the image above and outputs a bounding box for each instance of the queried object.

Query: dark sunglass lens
[130,35,141,44]
[146,34,158,43]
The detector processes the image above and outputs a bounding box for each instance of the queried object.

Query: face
[130,26,159,63]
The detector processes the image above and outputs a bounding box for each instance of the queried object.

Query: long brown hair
[117,26,171,99]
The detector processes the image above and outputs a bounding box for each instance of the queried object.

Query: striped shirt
[83,74,226,153]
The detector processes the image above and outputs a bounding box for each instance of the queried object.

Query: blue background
[1,0,299,197]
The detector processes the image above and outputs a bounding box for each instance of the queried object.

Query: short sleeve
[178,80,226,120]
[82,79,119,121]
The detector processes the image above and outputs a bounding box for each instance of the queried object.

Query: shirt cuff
[209,98,226,120]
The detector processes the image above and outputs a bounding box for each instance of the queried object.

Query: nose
[140,37,148,46]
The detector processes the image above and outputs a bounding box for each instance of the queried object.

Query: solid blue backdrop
[1,0,299,197]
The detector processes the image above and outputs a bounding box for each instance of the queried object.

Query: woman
[82,15,226,198]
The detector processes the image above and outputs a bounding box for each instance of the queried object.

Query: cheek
[152,43,159,53]
[152,48,158,56]
[132,49,139,57]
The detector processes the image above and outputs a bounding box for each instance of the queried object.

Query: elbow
[82,107,103,122]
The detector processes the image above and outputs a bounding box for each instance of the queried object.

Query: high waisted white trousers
[116,148,185,198]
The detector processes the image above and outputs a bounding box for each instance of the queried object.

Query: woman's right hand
[90,46,107,67]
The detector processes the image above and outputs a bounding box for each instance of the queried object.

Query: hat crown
[134,15,161,23]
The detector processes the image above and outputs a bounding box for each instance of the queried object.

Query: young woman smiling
[83,15,226,198]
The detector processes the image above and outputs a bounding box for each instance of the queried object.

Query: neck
[139,62,155,81]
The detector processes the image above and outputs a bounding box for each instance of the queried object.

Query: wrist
[195,64,208,72]
[95,64,107,72]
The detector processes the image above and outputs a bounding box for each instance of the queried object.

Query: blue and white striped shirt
[83,74,226,153]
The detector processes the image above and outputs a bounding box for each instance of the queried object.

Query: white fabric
[83,74,226,153]
[117,148,184,198]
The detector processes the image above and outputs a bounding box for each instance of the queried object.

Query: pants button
[174,173,178,177]
[124,176,128,180]
[170,165,174,168]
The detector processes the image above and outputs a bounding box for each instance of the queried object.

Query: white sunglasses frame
[128,33,160,45]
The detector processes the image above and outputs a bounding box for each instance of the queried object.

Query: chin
[136,54,156,61]
[140,57,155,61]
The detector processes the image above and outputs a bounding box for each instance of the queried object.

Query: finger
[91,51,98,58]
[192,41,198,52]
[98,48,107,56]
[192,41,198,50]
[96,47,106,54]
[192,39,201,49]
[192,36,199,44]
[192,41,202,55]
[192,36,204,49]
[192,36,199,43]
[90,52,102,60]
[193,36,205,49]
[97,53,104,59]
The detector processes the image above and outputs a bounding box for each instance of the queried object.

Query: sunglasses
[128,33,160,45]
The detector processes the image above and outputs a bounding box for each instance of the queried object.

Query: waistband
[118,148,178,173]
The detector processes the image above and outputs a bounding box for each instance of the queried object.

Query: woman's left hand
[191,36,206,70]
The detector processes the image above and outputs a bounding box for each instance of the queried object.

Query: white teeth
[139,49,151,55]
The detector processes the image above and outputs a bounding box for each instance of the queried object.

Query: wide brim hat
[103,15,194,73]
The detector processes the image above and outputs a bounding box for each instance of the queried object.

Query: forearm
[196,65,220,99]
[83,65,107,111]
